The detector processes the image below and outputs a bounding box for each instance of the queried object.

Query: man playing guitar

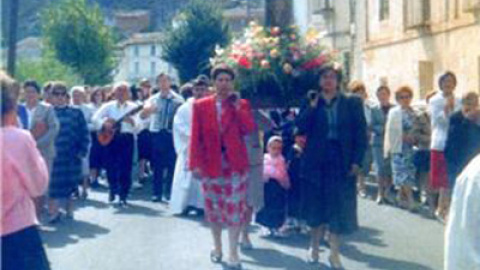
[92,82,138,207]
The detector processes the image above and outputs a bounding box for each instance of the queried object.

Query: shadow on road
[241,247,316,270]
[41,220,110,249]
[341,242,435,270]
[113,202,163,217]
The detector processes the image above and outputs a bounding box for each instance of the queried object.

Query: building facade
[294,0,356,80]
[114,32,177,85]
[360,0,480,99]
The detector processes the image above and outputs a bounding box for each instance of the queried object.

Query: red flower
[238,56,252,69]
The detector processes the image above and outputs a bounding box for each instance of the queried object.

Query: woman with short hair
[189,64,255,269]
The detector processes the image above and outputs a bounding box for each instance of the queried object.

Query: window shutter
[463,0,480,11]
[419,61,434,99]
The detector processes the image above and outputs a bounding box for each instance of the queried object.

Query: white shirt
[92,100,139,134]
[143,90,184,132]
[428,92,461,151]
[445,154,480,270]
[26,105,37,129]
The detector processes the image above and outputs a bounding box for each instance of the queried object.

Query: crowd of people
[2,64,480,270]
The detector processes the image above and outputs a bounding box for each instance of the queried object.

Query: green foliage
[162,0,230,83]
[16,51,83,87]
[41,0,115,85]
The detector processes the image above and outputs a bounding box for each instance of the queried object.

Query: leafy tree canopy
[162,0,230,83]
[42,0,115,85]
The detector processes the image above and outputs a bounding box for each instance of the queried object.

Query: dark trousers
[106,133,134,201]
[2,226,51,270]
[151,130,176,199]
[256,179,287,229]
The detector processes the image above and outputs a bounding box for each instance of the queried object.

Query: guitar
[97,104,144,146]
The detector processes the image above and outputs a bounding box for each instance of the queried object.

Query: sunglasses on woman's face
[398,95,412,100]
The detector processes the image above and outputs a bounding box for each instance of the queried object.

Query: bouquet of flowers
[211,21,339,107]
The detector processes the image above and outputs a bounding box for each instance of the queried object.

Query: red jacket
[189,95,255,178]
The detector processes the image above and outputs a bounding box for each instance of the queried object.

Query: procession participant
[296,65,367,269]
[88,87,107,188]
[71,86,95,199]
[189,65,255,269]
[1,72,51,270]
[48,82,89,222]
[23,80,59,217]
[370,86,394,204]
[384,86,421,212]
[170,77,209,215]
[140,73,184,203]
[445,154,480,270]
[137,78,152,182]
[428,71,461,222]
[349,80,374,198]
[93,81,138,207]
[240,109,266,250]
[256,136,290,237]
[445,92,480,191]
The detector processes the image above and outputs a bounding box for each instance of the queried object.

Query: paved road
[42,185,444,270]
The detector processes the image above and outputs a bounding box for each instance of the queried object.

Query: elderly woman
[48,82,90,222]
[189,65,255,269]
[1,72,51,270]
[296,65,367,269]
[384,86,420,211]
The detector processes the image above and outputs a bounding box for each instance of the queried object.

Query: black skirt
[256,178,287,229]
[2,226,51,270]
[304,141,358,235]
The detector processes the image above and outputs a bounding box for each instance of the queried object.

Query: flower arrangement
[211,21,340,107]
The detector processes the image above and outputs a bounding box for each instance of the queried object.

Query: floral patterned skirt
[391,149,417,187]
[201,174,248,227]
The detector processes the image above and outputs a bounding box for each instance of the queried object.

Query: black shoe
[119,200,128,208]
[90,180,100,189]
[151,196,162,202]
[109,193,116,203]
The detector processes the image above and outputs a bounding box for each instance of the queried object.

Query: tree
[16,51,83,88]
[6,0,19,76]
[42,0,115,85]
[162,0,230,83]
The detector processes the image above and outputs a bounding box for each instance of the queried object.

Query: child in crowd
[256,136,290,237]
[284,129,307,233]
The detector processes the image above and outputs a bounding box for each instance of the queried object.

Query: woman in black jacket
[296,65,367,269]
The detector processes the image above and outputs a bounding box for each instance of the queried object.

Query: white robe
[445,154,480,270]
[169,98,204,214]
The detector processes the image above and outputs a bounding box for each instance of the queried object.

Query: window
[134,45,139,57]
[312,0,332,13]
[379,0,390,21]
[419,61,434,99]
[134,62,139,75]
[463,0,480,11]
[151,45,156,56]
[405,0,430,28]
[150,61,156,76]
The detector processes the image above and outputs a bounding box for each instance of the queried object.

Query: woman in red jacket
[189,65,255,269]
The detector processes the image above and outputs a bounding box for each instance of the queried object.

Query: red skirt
[430,150,449,190]
[201,174,247,227]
